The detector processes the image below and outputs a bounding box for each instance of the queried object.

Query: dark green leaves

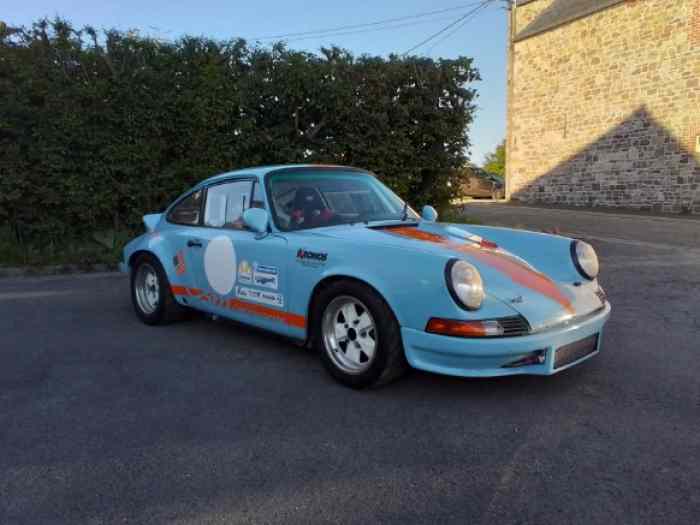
[0,18,479,249]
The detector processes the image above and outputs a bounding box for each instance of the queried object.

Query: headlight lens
[571,240,599,280]
[446,259,484,310]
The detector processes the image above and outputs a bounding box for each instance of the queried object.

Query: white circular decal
[203,236,236,295]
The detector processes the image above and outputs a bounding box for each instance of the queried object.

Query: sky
[6,0,509,165]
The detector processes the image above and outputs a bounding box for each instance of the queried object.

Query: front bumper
[402,302,611,377]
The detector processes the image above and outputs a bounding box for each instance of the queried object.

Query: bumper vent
[554,334,599,369]
[498,315,531,337]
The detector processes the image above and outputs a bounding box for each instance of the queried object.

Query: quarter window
[204,180,254,229]
[167,190,203,225]
[251,181,266,210]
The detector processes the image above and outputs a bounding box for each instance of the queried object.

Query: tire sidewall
[314,281,399,388]
[130,254,169,325]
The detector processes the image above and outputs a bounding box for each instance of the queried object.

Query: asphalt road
[2,205,699,524]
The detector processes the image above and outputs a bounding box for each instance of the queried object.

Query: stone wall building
[506,0,700,213]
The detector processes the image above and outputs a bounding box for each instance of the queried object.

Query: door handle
[187,239,203,248]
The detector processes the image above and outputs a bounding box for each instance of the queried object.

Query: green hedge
[0,19,479,247]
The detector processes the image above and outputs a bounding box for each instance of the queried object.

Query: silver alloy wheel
[134,263,160,315]
[322,295,377,374]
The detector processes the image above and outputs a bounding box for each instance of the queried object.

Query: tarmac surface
[1,204,699,524]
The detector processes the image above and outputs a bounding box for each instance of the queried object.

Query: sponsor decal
[236,286,284,308]
[174,251,186,275]
[253,263,279,290]
[237,260,252,284]
[171,285,304,328]
[296,248,327,266]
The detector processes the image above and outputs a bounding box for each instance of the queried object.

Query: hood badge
[510,295,524,304]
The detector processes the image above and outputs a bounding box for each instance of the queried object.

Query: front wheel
[313,280,407,388]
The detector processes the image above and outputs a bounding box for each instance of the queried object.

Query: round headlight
[571,240,599,280]
[446,259,485,310]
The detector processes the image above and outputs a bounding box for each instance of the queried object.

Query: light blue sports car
[121,165,611,388]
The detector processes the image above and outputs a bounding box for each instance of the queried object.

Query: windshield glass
[267,169,418,231]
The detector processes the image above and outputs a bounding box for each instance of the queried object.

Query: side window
[204,180,253,229]
[167,190,203,225]
[251,181,266,210]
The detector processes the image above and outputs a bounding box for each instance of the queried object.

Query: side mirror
[243,208,269,235]
[421,205,438,222]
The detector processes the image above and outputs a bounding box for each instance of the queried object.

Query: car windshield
[267,169,418,231]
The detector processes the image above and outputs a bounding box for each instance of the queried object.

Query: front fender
[288,238,521,333]
[451,224,582,282]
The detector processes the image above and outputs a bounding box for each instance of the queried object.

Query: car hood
[308,221,601,330]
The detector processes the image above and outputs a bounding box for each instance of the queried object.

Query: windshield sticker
[296,249,327,266]
[236,286,284,308]
[237,260,252,284]
[253,263,279,290]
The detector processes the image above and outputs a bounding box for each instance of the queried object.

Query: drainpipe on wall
[505,0,516,201]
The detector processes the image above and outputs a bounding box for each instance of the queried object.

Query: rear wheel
[314,280,407,388]
[131,254,186,325]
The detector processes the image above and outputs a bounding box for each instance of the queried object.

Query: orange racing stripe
[171,285,202,297]
[387,227,575,315]
[171,286,306,328]
[227,298,306,329]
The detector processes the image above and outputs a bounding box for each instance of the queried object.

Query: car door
[163,188,207,295]
[188,178,293,335]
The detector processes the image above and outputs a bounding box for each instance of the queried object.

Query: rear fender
[122,232,178,283]
[143,213,163,233]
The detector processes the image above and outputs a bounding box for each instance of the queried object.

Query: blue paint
[122,165,612,378]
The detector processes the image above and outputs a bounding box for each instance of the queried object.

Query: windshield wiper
[401,201,408,221]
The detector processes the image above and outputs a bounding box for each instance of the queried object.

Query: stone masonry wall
[508,0,700,213]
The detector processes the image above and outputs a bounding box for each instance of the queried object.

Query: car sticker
[296,248,327,266]
[236,286,284,308]
[174,251,187,275]
[237,260,252,284]
[204,236,236,295]
[171,285,304,328]
[385,227,575,315]
[253,263,279,290]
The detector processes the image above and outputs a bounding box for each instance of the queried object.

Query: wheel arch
[127,249,175,281]
[128,249,158,269]
[306,274,402,344]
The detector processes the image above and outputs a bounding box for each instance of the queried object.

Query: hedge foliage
[0,19,479,245]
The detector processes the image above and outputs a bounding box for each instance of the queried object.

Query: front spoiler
[402,302,611,378]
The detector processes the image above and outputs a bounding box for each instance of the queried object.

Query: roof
[514,0,627,42]
[196,164,365,187]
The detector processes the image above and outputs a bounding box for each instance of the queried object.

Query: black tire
[312,279,408,388]
[130,253,186,325]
